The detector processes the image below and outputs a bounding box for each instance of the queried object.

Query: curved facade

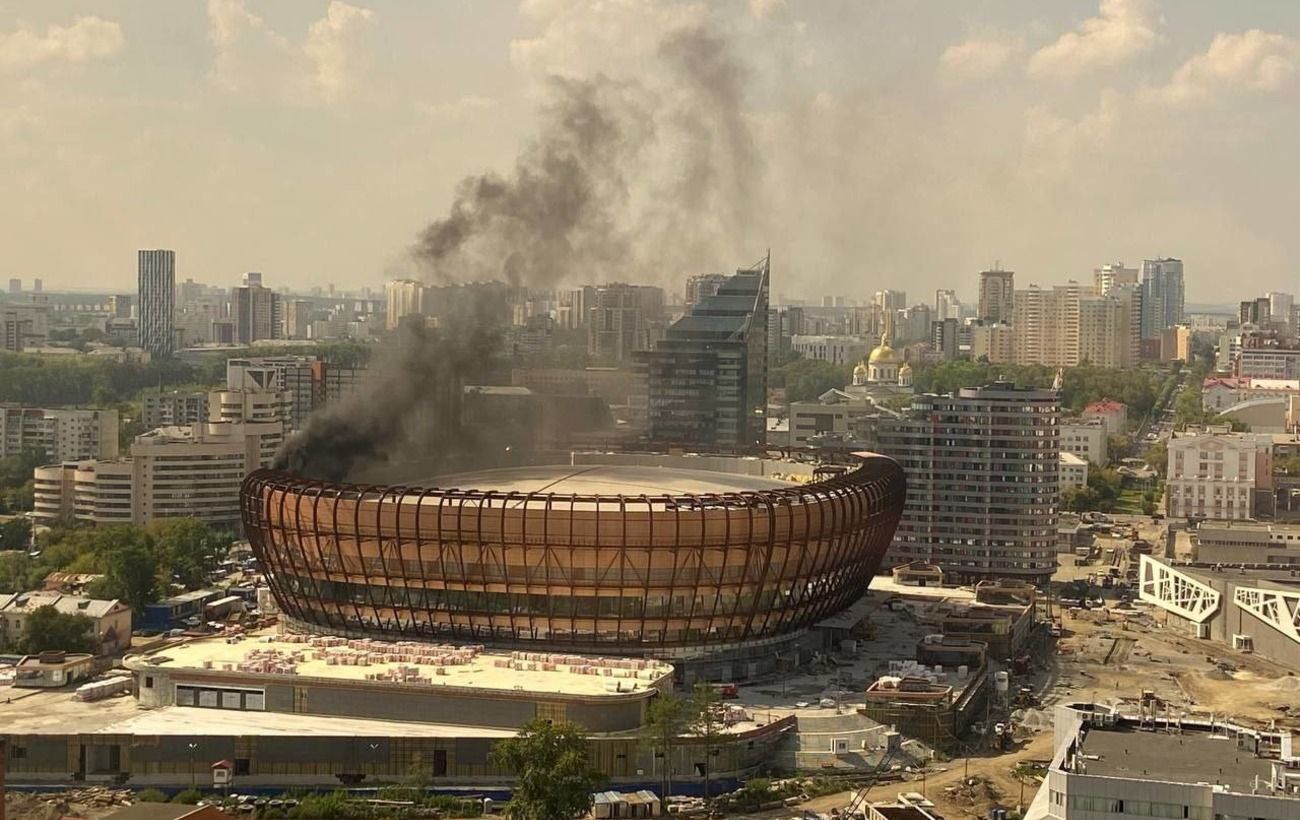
[240,454,905,655]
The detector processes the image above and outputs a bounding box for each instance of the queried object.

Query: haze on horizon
[2,0,1298,303]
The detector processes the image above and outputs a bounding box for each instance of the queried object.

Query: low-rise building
[1166,426,1273,520]
[12,651,96,688]
[1032,703,1300,820]
[791,334,870,365]
[1060,417,1108,466]
[1193,521,1300,564]
[1083,399,1128,435]
[0,591,132,654]
[1060,452,1089,491]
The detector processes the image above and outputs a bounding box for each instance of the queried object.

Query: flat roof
[129,633,672,698]
[1078,728,1273,792]
[424,464,793,495]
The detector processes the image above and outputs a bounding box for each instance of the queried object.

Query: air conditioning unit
[1232,634,1254,652]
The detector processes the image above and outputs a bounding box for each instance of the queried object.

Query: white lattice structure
[1233,586,1300,644]
[1138,555,1220,623]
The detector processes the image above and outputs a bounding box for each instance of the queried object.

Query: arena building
[240,452,906,680]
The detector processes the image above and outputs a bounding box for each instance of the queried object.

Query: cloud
[940,33,1024,81]
[304,1,375,104]
[1027,0,1158,79]
[1021,91,1123,182]
[0,15,123,73]
[419,95,498,121]
[749,0,786,22]
[206,0,374,104]
[1140,30,1300,108]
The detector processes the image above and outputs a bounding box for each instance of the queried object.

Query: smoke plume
[276,17,763,482]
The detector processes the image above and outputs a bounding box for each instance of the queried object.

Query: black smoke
[275,19,762,482]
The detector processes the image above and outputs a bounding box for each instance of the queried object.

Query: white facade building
[791,335,870,366]
[1060,452,1089,491]
[0,406,119,461]
[1060,417,1109,466]
[1166,426,1271,521]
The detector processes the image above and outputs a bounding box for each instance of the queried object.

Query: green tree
[0,517,32,550]
[1144,440,1168,477]
[489,719,606,820]
[19,604,96,654]
[88,526,161,611]
[689,683,723,801]
[640,692,690,806]
[780,359,854,403]
[149,518,232,589]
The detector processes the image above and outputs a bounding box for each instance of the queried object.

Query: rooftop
[126,632,673,699]
[424,464,793,496]
[0,590,124,619]
[1077,728,1274,792]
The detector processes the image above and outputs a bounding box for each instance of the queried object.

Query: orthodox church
[844,313,914,401]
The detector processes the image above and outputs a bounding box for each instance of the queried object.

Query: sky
[1,1,1298,303]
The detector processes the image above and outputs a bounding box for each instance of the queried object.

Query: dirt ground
[4,788,134,820]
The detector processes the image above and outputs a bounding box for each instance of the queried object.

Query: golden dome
[853,361,869,376]
[868,343,901,365]
[899,361,912,374]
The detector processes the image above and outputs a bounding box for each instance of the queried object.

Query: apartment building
[1166,426,1272,520]
[1083,399,1128,435]
[871,383,1060,583]
[32,422,281,530]
[141,391,211,428]
[227,356,370,430]
[1060,417,1109,466]
[0,591,132,654]
[969,323,1015,364]
[0,406,119,461]
[1060,452,1089,491]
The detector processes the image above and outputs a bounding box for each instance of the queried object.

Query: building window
[144,676,154,689]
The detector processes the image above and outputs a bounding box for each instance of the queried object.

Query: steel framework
[1234,586,1300,645]
[240,453,905,653]
[1137,554,1220,623]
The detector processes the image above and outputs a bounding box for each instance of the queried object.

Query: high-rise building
[32,421,282,529]
[586,283,665,363]
[977,269,1014,322]
[137,249,176,357]
[0,303,49,352]
[871,383,1060,583]
[970,323,1014,363]
[1140,257,1184,340]
[1093,262,1137,295]
[32,278,41,294]
[227,356,371,430]
[0,406,119,461]
[930,317,960,360]
[141,391,211,429]
[1240,297,1271,327]
[7,278,20,294]
[385,279,424,330]
[232,283,282,344]
[1012,282,1083,367]
[109,295,133,319]
[1269,292,1295,336]
[934,289,960,320]
[641,256,769,450]
[284,299,314,339]
[685,273,729,307]
[178,278,203,308]
[874,289,907,311]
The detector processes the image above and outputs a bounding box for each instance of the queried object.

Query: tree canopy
[16,604,96,654]
[489,719,606,820]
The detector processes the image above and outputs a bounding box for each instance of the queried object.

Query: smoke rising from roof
[275,18,763,481]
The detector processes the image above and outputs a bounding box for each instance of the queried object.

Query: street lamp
[187,742,199,789]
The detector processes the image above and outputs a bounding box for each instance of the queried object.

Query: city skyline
[3,1,1299,299]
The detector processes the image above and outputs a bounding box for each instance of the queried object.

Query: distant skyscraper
[874,289,907,311]
[1268,292,1294,335]
[978,269,1014,322]
[7,278,20,294]
[138,249,176,357]
[934,288,960,320]
[1093,262,1137,296]
[32,278,42,294]
[642,256,769,449]
[385,279,424,330]
[586,283,665,363]
[1140,258,1184,340]
[232,283,282,344]
[243,271,263,287]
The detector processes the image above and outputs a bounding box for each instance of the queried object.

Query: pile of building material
[883,659,968,683]
[277,634,484,666]
[496,651,664,680]
[234,648,304,674]
[74,674,133,701]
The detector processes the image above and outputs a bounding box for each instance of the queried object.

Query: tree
[0,517,31,551]
[689,684,723,801]
[19,604,96,654]
[1144,440,1168,477]
[780,359,854,403]
[149,518,232,589]
[489,719,606,820]
[640,692,690,806]
[88,526,161,611]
